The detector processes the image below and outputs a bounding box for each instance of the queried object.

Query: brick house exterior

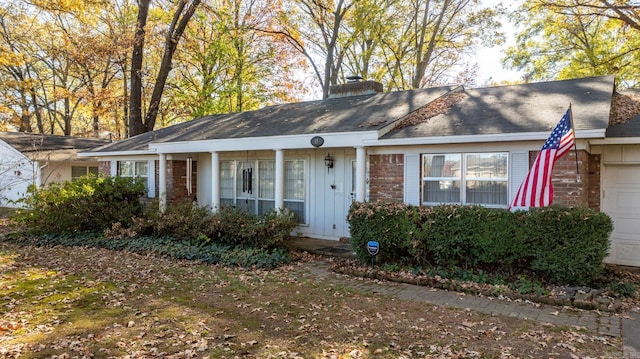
[81,76,640,266]
[369,154,404,202]
[99,159,195,203]
[368,150,603,209]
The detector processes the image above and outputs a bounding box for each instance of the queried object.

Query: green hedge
[348,201,613,285]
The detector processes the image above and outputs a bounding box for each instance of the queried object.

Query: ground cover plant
[0,241,624,358]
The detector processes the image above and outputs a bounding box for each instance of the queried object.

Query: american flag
[509,107,575,209]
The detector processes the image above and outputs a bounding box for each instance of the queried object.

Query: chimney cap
[328,80,383,99]
[346,75,363,82]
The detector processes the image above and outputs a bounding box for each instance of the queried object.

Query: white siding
[602,145,640,267]
[404,153,420,205]
[510,151,529,200]
[0,141,37,207]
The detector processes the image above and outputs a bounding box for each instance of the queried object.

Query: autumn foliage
[347,201,613,285]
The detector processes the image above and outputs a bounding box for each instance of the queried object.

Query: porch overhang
[148,131,380,154]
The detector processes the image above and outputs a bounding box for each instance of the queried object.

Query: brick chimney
[328,78,383,99]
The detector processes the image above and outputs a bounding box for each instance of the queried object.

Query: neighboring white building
[79,76,640,267]
[0,132,110,207]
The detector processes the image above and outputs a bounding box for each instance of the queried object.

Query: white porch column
[275,149,285,210]
[158,153,167,213]
[355,146,366,202]
[211,151,220,212]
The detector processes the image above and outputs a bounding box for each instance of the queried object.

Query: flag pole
[568,104,580,182]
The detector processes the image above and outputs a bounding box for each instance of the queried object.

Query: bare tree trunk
[142,0,201,134]
[129,0,150,137]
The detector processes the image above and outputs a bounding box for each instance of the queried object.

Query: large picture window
[220,159,306,223]
[422,152,508,207]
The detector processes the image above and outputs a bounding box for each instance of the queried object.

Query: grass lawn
[0,239,623,359]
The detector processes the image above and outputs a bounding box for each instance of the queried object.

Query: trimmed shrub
[212,206,298,248]
[523,206,612,285]
[347,201,613,285]
[472,209,528,274]
[348,201,421,264]
[426,205,485,269]
[13,176,145,234]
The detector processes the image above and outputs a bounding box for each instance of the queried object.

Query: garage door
[602,165,640,267]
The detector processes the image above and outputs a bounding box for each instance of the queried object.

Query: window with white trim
[220,159,306,223]
[118,160,149,180]
[71,166,98,180]
[116,160,153,197]
[422,152,508,207]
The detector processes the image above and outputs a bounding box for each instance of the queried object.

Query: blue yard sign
[367,241,380,256]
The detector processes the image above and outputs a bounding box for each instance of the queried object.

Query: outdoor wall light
[324,153,334,171]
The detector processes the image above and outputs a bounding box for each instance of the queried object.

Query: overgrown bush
[13,176,145,234]
[141,203,298,249]
[348,201,613,285]
[141,200,216,240]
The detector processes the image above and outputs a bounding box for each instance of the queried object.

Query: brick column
[369,154,404,202]
[530,150,599,208]
[98,161,111,176]
[166,159,198,203]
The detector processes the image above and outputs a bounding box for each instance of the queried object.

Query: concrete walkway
[287,237,640,358]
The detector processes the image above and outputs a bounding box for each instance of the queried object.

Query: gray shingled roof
[606,114,640,137]
[383,76,615,139]
[84,76,619,154]
[0,132,110,153]
[87,86,454,153]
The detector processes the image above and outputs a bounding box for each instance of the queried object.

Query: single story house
[80,75,640,267]
[0,132,110,207]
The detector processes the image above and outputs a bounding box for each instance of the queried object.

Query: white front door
[602,164,640,266]
[313,149,355,239]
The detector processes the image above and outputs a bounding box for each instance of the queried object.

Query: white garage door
[602,164,640,267]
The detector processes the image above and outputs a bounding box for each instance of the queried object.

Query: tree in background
[503,0,640,89]
[280,0,358,99]
[0,3,42,132]
[281,0,502,96]
[0,0,505,136]
[169,0,305,119]
[128,0,201,136]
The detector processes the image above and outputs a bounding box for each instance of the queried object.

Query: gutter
[364,129,606,147]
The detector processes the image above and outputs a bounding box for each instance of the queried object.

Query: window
[72,166,99,180]
[220,159,306,223]
[284,160,305,222]
[422,152,508,207]
[118,161,148,179]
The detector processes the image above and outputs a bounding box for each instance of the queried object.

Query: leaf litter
[0,241,624,358]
